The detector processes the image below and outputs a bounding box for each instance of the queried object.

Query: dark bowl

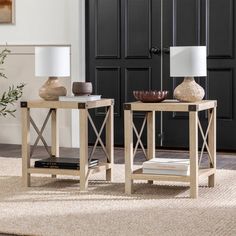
[133,90,168,103]
[72,82,93,96]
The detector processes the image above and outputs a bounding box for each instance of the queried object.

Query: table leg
[189,111,199,198]
[147,111,155,184]
[106,105,114,181]
[208,107,216,187]
[125,110,133,194]
[51,108,59,178]
[22,107,30,187]
[79,109,89,191]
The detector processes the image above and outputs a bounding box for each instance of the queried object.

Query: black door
[162,0,236,151]
[86,0,162,146]
[162,0,204,149]
[86,0,236,151]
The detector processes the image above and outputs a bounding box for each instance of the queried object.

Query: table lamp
[35,46,70,101]
[170,46,207,102]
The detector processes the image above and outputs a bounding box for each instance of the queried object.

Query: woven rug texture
[0,157,236,236]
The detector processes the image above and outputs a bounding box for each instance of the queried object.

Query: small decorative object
[72,82,93,96]
[35,46,70,101]
[170,46,206,102]
[0,48,25,117]
[133,90,168,103]
[0,0,15,24]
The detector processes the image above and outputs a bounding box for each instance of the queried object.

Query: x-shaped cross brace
[30,109,52,157]
[132,114,147,159]
[198,110,214,168]
[87,109,110,162]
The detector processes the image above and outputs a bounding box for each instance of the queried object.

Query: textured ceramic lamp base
[174,77,205,102]
[39,77,67,101]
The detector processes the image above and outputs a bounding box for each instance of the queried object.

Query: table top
[20,99,114,109]
[124,99,217,112]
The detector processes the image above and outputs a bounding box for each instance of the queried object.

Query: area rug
[0,157,235,236]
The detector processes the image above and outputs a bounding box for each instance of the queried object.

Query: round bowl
[133,90,168,103]
[72,82,93,96]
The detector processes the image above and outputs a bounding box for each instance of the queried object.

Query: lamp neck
[184,77,195,82]
[48,76,58,80]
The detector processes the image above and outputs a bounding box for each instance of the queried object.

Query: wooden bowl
[133,90,168,103]
[72,82,93,96]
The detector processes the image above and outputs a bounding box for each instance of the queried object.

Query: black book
[34,157,99,170]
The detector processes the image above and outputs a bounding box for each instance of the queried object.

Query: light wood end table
[21,99,114,191]
[124,99,217,198]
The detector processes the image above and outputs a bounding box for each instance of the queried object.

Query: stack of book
[59,95,101,102]
[35,157,99,170]
[142,158,190,176]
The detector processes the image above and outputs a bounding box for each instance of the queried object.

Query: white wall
[0,0,85,147]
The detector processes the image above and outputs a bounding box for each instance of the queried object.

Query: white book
[59,95,101,102]
[143,158,189,170]
[143,168,190,176]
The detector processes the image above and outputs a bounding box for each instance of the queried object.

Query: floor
[0,144,236,170]
[0,144,235,236]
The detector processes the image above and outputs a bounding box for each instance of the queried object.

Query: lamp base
[173,77,205,102]
[39,77,67,101]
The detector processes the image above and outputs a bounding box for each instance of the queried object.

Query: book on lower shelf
[143,158,189,170]
[59,95,101,102]
[142,158,190,176]
[142,168,190,176]
[34,157,99,170]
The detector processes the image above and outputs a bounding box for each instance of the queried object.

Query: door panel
[208,69,233,120]
[163,0,201,148]
[125,68,152,101]
[125,0,151,58]
[95,67,121,116]
[95,0,120,58]
[205,0,236,150]
[207,0,234,58]
[86,0,162,146]
[173,0,200,46]
[86,0,236,150]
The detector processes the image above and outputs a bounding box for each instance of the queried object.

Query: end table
[124,99,217,198]
[21,99,114,191]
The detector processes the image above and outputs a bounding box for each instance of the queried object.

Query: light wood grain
[199,168,215,177]
[147,111,155,160]
[26,99,113,109]
[189,112,199,198]
[147,111,155,184]
[106,105,114,181]
[21,108,30,187]
[124,101,217,198]
[51,109,59,178]
[124,110,134,194]
[79,109,89,191]
[125,100,216,112]
[208,107,217,187]
[51,109,59,157]
[28,163,111,176]
[21,99,114,191]
[132,168,190,182]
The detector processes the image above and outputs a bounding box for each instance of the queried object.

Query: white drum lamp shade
[35,46,70,101]
[35,47,70,77]
[170,46,207,102]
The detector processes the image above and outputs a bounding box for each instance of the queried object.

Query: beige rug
[0,157,236,236]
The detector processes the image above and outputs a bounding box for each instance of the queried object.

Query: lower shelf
[28,162,111,176]
[132,168,215,182]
